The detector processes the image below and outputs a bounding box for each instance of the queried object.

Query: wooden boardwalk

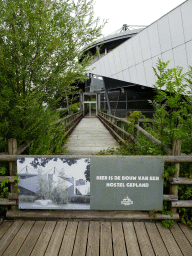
[65,117,119,155]
[1,220,192,256]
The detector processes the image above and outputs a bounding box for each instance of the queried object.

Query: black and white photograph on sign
[17,157,90,210]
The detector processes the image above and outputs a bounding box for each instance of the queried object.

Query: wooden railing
[98,111,192,214]
[98,111,172,154]
[0,111,83,211]
[0,110,192,220]
[56,110,83,137]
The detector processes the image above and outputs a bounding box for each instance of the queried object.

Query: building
[80,0,192,118]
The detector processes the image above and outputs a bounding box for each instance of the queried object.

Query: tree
[0,0,104,153]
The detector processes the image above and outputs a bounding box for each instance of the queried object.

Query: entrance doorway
[82,93,99,117]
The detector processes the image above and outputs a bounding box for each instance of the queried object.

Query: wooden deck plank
[17,221,46,256]
[58,221,78,256]
[30,221,56,256]
[156,222,183,256]
[145,222,169,256]
[100,222,113,256]
[87,221,100,256]
[123,222,141,256]
[65,118,119,155]
[0,221,24,256]
[170,223,192,255]
[73,221,89,256]
[3,221,34,256]
[0,221,13,239]
[112,222,127,256]
[134,222,155,256]
[178,223,192,245]
[44,221,67,256]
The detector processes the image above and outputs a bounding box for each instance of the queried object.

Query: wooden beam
[16,140,33,155]
[1,155,192,162]
[99,116,126,145]
[0,176,15,183]
[8,193,18,200]
[9,194,178,203]
[163,195,178,201]
[163,156,192,162]
[6,210,180,220]
[169,177,192,185]
[171,201,192,207]
[0,198,17,205]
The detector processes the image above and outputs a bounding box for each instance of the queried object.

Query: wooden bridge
[1,111,192,255]
[1,220,192,256]
[65,116,119,155]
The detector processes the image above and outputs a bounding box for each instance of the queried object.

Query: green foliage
[0,0,105,154]
[149,209,157,219]
[161,220,175,229]
[97,147,116,155]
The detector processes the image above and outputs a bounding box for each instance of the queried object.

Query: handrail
[98,111,172,155]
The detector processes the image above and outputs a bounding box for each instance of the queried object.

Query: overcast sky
[93,0,186,37]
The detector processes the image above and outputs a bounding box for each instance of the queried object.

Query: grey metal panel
[129,66,138,84]
[143,59,155,88]
[148,23,161,58]
[103,56,111,77]
[113,47,123,73]
[125,40,135,68]
[136,63,147,86]
[112,74,118,79]
[117,72,124,81]
[173,44,189,73]
[99,59,106,76]
[181,0,192,42]
[118,44,128,70]
[168,7,185,48]
[139,29,151,61]
[186,40,192,67]
[157,15,172,53]
[162,50,175,68]
[132,35,143,65]
[108,52,116,75]
[122,69,131,82]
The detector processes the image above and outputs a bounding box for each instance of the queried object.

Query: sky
[93,0,186,37]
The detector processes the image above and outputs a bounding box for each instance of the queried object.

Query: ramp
[65,117,119,155]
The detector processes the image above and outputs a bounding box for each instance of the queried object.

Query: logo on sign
[121,196,133,206]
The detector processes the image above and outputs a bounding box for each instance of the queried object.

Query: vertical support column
[170,139,182,214]
[105,90,112,115]
[114,92,120,117]
[8,138,17,211]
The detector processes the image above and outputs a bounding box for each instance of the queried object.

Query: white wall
[88,0,192,88]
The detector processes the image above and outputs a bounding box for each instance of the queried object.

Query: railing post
[8,138,18,211]
[134,118,139,138]
[170,139,182,214]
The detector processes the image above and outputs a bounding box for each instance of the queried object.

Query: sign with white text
[90,157,164,210]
